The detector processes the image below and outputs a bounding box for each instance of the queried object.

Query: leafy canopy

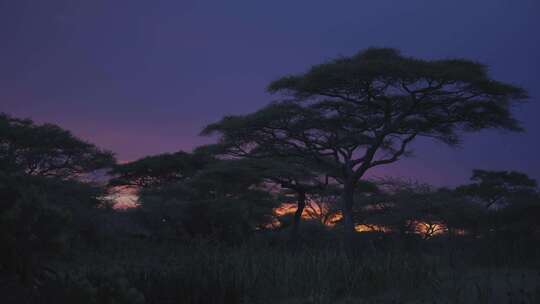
[205,48,527,185]
[108,150,214,188]
[457,169,538,209]
[0,113,115,179]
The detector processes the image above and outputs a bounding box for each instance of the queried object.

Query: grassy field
[9,232,534,304]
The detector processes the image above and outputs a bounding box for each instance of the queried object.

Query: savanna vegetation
[1,49,539,304]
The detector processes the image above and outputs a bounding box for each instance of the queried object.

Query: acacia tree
[108,150,213,188]
[0,113,115,179]
[204,48,527,238]
[0,113,115,287]
[456,170,538,236]
[456,169,538,209]
[134,158,278,241]
[107,150,216,236]
[200,141,329,239]
[109,150,278,239]
[234,158,328,239]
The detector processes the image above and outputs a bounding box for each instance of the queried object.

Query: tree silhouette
[139,159,278,241]
[456,170,539,237]
[233,158,323,240]
[108,150,213,189]
[0,113,115,179]
[456,169,538,209]
[206,48,528,238]
[0,113,114,288]
[198,141,329,240]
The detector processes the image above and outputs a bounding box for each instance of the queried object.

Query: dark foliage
[0,113,115,179]
[108,150,214,188]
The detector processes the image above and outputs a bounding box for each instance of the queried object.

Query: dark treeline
[1,48,539,304]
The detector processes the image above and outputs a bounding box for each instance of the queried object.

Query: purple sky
[1,0,539,186]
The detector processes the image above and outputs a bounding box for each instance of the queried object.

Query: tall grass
[20,234,537,304]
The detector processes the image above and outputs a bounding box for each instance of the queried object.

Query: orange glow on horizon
[272,202,342,226]
[108,186,140,209]
[354,224,391,233]
[410,220,446,238]
[271,202,459,238]
[114,198,465,238]
[273,203,300,217]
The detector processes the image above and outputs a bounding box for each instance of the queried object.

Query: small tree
[139,159,278,241]
[206,48,527,239]
[108,150,217,237]
[456,169,538,209]
[111,150,278,240]
[199,141,329,240]
[235,158,324,239]
[457,170,539,237]
[108,150,213,189]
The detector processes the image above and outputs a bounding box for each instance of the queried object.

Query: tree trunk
[342,181,356,242]
[291,191,306,241]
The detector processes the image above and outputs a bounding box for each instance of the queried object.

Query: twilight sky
[1,0,539,186]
